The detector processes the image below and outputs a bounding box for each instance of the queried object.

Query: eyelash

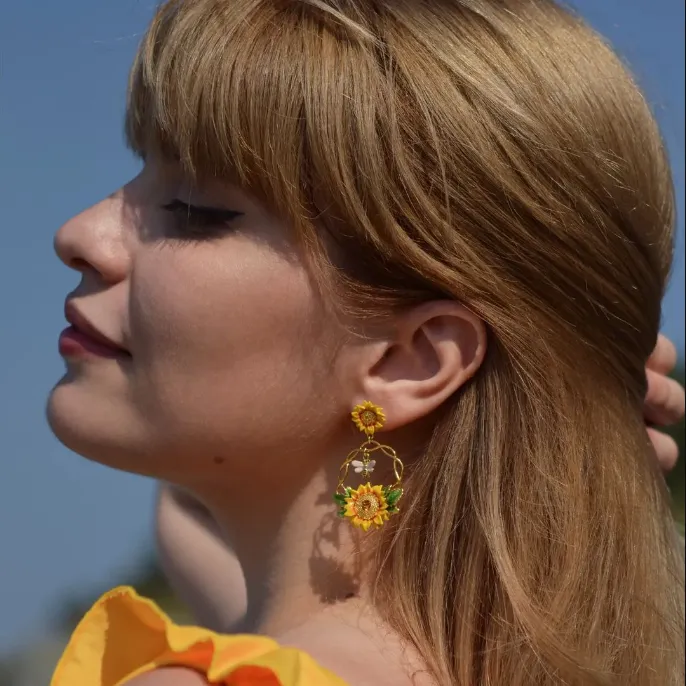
[161,199,243,240]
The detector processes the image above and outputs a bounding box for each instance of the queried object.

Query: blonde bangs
[125,0,389,229]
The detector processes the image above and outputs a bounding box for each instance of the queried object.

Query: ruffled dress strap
[50,586,349,686]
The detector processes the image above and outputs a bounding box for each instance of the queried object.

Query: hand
[644,334,685,472]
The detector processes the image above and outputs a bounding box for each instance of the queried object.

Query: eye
[161,199,244,240]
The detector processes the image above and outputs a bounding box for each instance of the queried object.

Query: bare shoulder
[278,608,436,686]
[123,667,210,685]
[119,603,435,686]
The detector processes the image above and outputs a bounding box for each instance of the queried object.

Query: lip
[60,301,129,359]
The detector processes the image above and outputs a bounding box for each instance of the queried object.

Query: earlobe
[359,301,487,431]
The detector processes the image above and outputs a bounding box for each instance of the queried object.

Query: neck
[192,464,369,636]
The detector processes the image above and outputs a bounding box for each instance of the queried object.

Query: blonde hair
[126,1,685,683]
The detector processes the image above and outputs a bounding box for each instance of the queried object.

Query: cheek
[128,243,336,457]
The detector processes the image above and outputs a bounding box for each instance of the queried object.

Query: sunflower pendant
[334,483,403,531]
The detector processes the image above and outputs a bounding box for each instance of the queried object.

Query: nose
[54,193,132,284]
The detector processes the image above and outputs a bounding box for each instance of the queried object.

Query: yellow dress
[51,586,349,686]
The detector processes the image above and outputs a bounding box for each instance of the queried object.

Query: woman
[47,0,685,684]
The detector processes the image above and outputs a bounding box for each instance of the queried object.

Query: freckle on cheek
[213,456,225,465]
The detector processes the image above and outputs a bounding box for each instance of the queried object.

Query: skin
[155,484,247,632]
[645,335,685,469]
[48,157,488,685]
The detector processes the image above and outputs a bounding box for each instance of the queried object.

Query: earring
[333,401,404,531]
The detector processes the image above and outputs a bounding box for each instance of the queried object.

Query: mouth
[59,301,130,360]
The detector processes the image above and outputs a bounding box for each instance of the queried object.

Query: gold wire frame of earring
[333,401,404,531]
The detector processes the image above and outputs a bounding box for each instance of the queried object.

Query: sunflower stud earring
[333,401,404,531]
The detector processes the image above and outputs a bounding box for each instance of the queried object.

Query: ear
[356,301,487,431]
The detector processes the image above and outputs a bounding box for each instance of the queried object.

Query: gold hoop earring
[333,401,404,531]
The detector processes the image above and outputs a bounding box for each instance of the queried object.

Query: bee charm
[351,454,376,478]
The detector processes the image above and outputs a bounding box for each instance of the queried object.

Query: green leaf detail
[333,493,347,506]
[386,489,403,507]
[337,507,347,518]
[387,506,399,514]
[344,487,354,497]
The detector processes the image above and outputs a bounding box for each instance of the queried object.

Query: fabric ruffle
[50,586,348,686]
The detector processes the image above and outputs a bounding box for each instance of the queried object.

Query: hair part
[127,1,684,683]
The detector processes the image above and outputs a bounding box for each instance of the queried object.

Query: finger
[646,334,678,374]
[647,426,679,472]
[644,368,686,426]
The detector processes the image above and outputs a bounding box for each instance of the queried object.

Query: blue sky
[0,0,683,657]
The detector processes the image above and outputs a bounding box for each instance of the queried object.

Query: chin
[46,378,154,477]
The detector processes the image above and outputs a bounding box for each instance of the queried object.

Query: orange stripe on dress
[225,664,283,685]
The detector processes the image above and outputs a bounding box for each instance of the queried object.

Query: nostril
[69,257,91,271]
